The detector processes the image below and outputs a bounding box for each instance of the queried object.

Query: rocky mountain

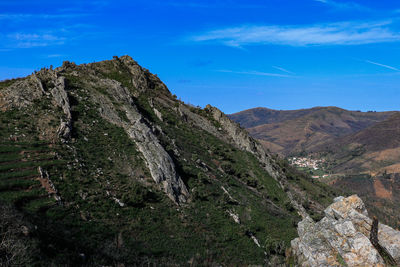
[0,56,340,266]
[229,107,396,156]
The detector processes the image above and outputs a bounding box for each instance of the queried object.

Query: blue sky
[1,0,400,113]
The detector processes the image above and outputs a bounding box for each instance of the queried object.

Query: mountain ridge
[229,106,398,156]
[0,56,339,265]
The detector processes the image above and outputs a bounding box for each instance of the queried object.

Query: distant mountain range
[229,107,400,175]
[230,107,400,228]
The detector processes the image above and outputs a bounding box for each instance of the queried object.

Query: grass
[0,179,38,191]
[0,159,63,172]
[0,169,38,179]
[0,59,343,265]
[0,189,46,203]
[0,154,23,162]
[23,197,55,213]
[0,137,57,221]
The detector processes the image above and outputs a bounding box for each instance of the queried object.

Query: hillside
[229,107,396,155]
[312,113,400,175]
[0,56,340,266]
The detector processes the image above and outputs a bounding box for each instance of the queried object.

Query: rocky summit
[291,195,400,266]
[1,55,396,266]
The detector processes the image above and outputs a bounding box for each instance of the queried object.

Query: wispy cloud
[46,54,66,58]
[365,60,400,71]
[313,0,369,11]
[0,13,89,20]
[156,1,267,9]
[272,66,295,74]
[5,33,66,48]
[190,20,400,47]
[217,69,294,78]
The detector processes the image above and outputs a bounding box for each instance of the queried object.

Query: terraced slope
[0,141,64,213]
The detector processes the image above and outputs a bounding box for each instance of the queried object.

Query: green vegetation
[0,58,341,265]
[0,141,58,226]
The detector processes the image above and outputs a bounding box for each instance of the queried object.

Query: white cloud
[217,69,294,78]
[313,0,369,11]
[6,33,66,48]
[46,54,65,58]
[190,20,400,47]
[365,60,400,71]
[0,13,89,20]
[272,66,295,74]
[156,1,266,9]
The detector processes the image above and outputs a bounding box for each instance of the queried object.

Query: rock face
[291,195,400,266]
[49,76,72,140]
[0,75,44,111]
[86,66,189,204]
[32,69,72,140]
[118,55,170,93]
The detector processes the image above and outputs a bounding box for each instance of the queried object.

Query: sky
[1,0,400,113]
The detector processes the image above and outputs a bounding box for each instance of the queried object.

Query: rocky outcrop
[0,69,72,140]
[0,76,44,110]
[123,104,189,204]
[34,69,72,141]
[291,195,400,266]
[49,76,72,140]
[205,105,309,218]
[92,78,189,204]
[118,55,169,93]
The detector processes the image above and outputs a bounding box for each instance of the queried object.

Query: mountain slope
[314,112,400,175]
[230,107,400,229]
[229,107,396,155]
[0,56,338,265]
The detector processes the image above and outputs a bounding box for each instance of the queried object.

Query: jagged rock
[118,55,169,93]
[205,104,309,218]
[48,75,72,140]
[227,210,240,224]
[0,75,44,110]
[291,195,400,266]
[92,78,189,204]
[124,106,189,204]
[149,98,163,121]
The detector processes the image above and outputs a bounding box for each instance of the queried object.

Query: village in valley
[288,156,330,178]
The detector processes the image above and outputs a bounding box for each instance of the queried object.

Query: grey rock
[92,78,189,204]
[291,195,400,266]
[118,55,169,93]
[48,76,72,140]
[0,75,44,110]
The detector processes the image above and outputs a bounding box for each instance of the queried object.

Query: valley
[230,106,400,229]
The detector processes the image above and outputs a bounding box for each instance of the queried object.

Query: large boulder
[291,195,400,266]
